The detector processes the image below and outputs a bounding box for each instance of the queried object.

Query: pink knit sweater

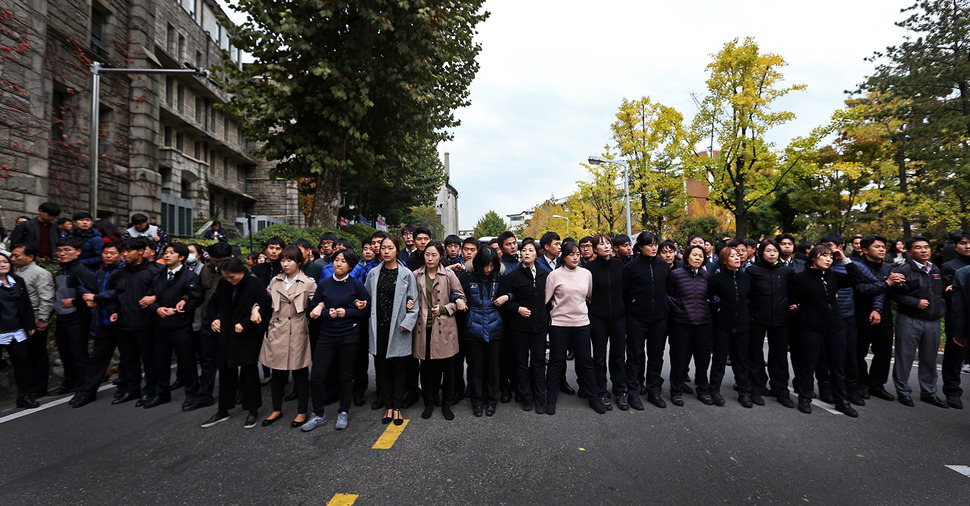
[544,266,593,327]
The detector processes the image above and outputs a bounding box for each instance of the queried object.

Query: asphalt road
[2,355,969,505]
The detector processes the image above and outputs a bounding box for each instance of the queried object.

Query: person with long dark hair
[584,233,628,410]
[459,246,508,417]
[544,242,603,415]
[708,247,754,407]
[502,238,549,414]
[413,241,465,420]
[745,239,796,408]
[365,236,418,426]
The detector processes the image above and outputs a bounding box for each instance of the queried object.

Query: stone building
[434,152,459,236]
[0,0,301,236]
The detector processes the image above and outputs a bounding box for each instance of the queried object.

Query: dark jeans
[78,325,118,396]
[53,315,91,389]
[374,353,407,410]
[466,339,500,408]
[590,315,627,397]
[311,334,357,413]
[795,328,847,403]
[508,328,547,406]
[117,327,145,397]
[711,328,751,394]
[353,322,370,396]
[625,317,667,395]
[857,320,893,390]
[842,316,860,388]
[668,321,712,396]
[421,356,455,407]
[27,327,49,396]
[195,327,218,402]
[153,325,198,399]
[3,337,31,397]
[546,325,596,406]
[942,318,969,398]
[499,334,516,397]
[218,363,260,413]
[273,366,309,413]
[749,321,791,396]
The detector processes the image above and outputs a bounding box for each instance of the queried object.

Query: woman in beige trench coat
[254,246,316,428]
[413,242,466,421]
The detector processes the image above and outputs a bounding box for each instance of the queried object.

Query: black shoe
[500,392,512,403]
[751,394,765,406]
[16,395,40,409]
[615,393,630,411]
[371,398,386,410]
[235,391,243,406]
[589,399,607,414]
[600,396,613,411]
[697,393,714,406]
[284,390,298,402]
[353,393,366,407]
[670,395,684,407]
[566,350,574,361]
[546,403,556,416]
[847,391,866,406]
[68,393,83,406]
[710,392,726,406]
[777,395,795,408]
[577,387,587,399]
[534,403,546,415]
[71,394,95,408]
[898,394,915,407]
[639,384,648,396]
[143,394,171,409]
[261,413,283,426]
[681,384,694,395]
[244,412,259,429]
[835,401,859,417]
[201,411,230,428]
[920,394,949,409]
[442,405,455,420]
[560,383,575,395]
[182,397,214,412]
[421,404,434,419]
[739,394,753,408]
[485,405,496,416]
[628,394,645,411]
[47,385,74,396]
[473,405,484,417]
[522,400,533,412]
[647,393,666,409]
[869,387,895,401]
[818,388,835,404]
[135,395,150,407]
[858,386,871,400]
[170,378,184,390]
[798,398,812,414]
[946,396,963,409]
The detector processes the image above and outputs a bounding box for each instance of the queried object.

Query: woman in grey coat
[365,236,418,425]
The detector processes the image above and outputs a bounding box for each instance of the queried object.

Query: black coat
[0,274,37,332]
[55,259,97,321]
[622,254,670,323]
[584,256,625,320]
[746,260,793,327]
[148,266,203,329]
[502,264,549,333]
[208,275,272,367]
[789,262,867,332]
[10,218,60,258]
[709,268,751,333]
[252,260,283,288]
[110,260,161,329]
[857,258,894,327]
[890,260,945,321]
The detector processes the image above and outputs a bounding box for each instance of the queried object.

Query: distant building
[434,152,459,236]
[687,150,715,217]
[506,210,533,229]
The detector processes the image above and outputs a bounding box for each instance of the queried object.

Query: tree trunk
[734,173,747,240]
[894,141,911,238]
[309,167,341,227]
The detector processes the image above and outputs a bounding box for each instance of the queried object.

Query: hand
[211,319,221,332]
[82,293,95,302]
[789,304,799,313]
[518,307,532,318]
[234,323,244,333]
[329,308,346,318]
[956,336,967,347]
[138,295,155,308]
[833,249,846,261]
[869,310,881,325]
[152,235,161,242]
[456,299,467,311]
[175,300,186,312]
[888,273,905,286]
[250,305,262,324]
[28,329,34,336]
[61,298,73,308]
[310,304,323,319]
[400,326,410,332]
[432,305,441,316]
[354,299,367,310]
[946,285,953,292]
[406,299,415,310]
[36,320,49,331]
[157,307,175,318]
[917,299,930,310]
[494,295,509,307]
[86,300,97,308]
[109,313,118,323]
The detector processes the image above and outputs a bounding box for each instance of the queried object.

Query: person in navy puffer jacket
[666,245,713,407]
[72,212,103,271]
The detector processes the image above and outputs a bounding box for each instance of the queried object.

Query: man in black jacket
[622,232,670,409]
[111,238,162,405]
[145,243,203,409]
[940,230,970,408]
[72,241,124,407]
[10,201,61,260]
[49,236,98,396]
[251,237,285,288]
[889,236,947,408]
[855,235,905,402]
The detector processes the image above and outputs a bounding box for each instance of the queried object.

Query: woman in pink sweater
[544,242,605,415]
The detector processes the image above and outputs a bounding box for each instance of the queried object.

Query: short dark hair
[488,238,500,246]
[758,239,781,260]
[280,245,304,263]
[220,256,246,274]
[129,213,149,226]
[11,243,37,258]
[742,238,757,248]
[292,238,312,250]
[860,235,888,250]
[56,236,84,250]
[264,237,286,248]
[414,226,432,239]
[122,238,147,252]
[208,242,232,259]
[424,241,445,260]
[39,201,61,216]
[498,231,516,246]
[852,234,864,241]
[520,238,538,251]
[400,224,416,235]
[539,231,560,251]
[319,232,337,243]
[334,248,359,267]
[444,234,462,247]
[948,229,970,244]
[728,239,744,249]
[611,234,631,248]
[635,231,658,248]
[56,217,71,226]
[335,238,353,251]
[578,236,593,246]
[774,233,796,244]
[166,242,189,260]
[905,235,930,250]
[687,233,705,244]
[102,241,122,253]
[819,233,844,246]
[659,240,676,252]
[72,211,93,221]
[462,236,479,247]
[559,241,580,261]
[797,240,814,255]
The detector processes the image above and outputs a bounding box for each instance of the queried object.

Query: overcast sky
[218,0,916,230]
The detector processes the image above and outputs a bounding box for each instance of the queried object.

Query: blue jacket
[831,259,882,319]
[75,228,104,271]
[459,272,504,342]
[91,261,124,327]
[319,261,368,284]
[536,254,559,274]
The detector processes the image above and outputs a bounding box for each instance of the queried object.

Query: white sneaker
[961,364,970,374]
[335,411,349,430]
[300,413,326,432]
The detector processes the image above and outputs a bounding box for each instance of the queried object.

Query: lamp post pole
[88,62,208,216]
[552,214,569,238]
[588,155,632,237]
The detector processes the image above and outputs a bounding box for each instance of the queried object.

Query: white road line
[810,399,843,415]
[945,465,970,477]
[0,383,116,425]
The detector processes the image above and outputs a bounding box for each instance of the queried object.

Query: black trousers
[590,315,627,397]
[218,363,261,413]
[842,316,860,388]
[273,366,309,413]
[53,314,90,389]
[668,321,712,396]
[546,325,596,406]
[3,337,31,398]
[795,328,847,403]
[499,334,516,397]
[466,339,501,408]
[117,327,144,397]
[421,356,455,407]
[857,320,893,390]
[625,317,667,395]
[27,327,49,396]
[508,328,547,406]
[710,328,752,394]
[195,327,218,402]
[375,353,407,410]
[942,317,968,398]
[152,325,198,400]
[311,334,357,413]
[78,325,118,396]
[748,321,791,396]
[353,322,370,396]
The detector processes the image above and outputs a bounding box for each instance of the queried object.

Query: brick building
[0,0,301,236]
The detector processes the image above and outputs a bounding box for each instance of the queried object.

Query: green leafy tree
[405,205,445,241]
[578,149,628,236]
[220,1,488,226]
[473,210,507,238]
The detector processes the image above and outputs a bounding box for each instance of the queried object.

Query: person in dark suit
[201,257,272,429]
[9,201,62,260]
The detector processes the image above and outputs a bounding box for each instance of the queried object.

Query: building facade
[0,0,300,235]
[434,152,459,236]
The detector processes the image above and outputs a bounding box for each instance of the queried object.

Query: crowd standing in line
[2,201,970,430]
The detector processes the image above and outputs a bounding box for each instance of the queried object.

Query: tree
[473,210,507,238]
[578,149,628,236]
[405,205,444,241]
[687,37,812,239]
[521,198,569,239]
[611,97,691,238]
[221,1,488,226]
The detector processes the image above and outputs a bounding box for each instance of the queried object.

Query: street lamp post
[588,155,632,238]
[89,62,208,216]
[552,214,569,238]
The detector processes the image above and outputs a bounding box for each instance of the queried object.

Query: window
[188,0,197,19]
[163,126,173,147]
[223,156,229,181]
[52,90,67,140]
[176,132,184,152]
[223,117,229,141]
[98,105,113,150]
[181,178,192,199]
[178,34,186,62]
[166,23,176,55]
[194,97,203,123]
[91,7,107,56]
[215,24,222,48]
[194,141,202,159]
[176,84,184,113]
[165,76,174,104]
[195,50,203,68]
[161,195,193,237]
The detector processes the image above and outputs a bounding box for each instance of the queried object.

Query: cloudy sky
[219,0,916,230]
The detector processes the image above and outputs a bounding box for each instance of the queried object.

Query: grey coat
[365,262,418,359]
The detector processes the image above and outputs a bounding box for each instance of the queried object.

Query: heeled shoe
[393,409,404,425]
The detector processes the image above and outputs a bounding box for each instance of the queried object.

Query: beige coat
[259,272,316,370]
[412,266,465,360]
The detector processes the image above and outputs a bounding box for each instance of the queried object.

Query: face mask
[187,253,198,264]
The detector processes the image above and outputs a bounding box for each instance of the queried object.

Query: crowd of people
[1,201,969,431]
